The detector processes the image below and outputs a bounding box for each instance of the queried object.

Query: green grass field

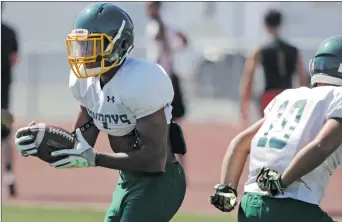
[2,205,236,222]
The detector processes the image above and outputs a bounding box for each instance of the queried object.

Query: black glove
[256,167,286,196]
[210,184,238,212]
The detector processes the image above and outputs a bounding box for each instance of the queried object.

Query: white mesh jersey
[245,86,342,205]
[69,57,174,137]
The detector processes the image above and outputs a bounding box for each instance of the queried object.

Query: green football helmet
[309,35,342,86]
[66,3,134,78]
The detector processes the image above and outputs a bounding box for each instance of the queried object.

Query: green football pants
[104,162,186,222]
[238,192,335,222]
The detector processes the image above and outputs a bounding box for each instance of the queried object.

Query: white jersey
[245,86,342,205]
[69,57,174,136]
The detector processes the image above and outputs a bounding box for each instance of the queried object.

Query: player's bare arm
[220,118,264,188]
[240,49,259,123]
[49,107,170,171]
[73,105,99,147]
[210,118,264,212]
[95,108,168,172]
[281,117,342,187]
[296,53,309,87]
[257,117,342,195]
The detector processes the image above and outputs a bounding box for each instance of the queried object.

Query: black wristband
[71,119,94,138]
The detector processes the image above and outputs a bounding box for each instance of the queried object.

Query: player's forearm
[221,119,264,187]
[73,105,99,147]
[220,138,249,189]
[281,140,330,187]
[95,150,166,172]
[282,118,342,187]
[73,106,91,130]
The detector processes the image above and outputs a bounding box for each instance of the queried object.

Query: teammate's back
[245,86,342,204]
[211,35,342,222]
[260,38,298,91]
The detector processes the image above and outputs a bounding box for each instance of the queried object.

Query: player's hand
[50,128,97,168]
[210,184,238,212]
[14,121,38,157]
[256,167,285,196]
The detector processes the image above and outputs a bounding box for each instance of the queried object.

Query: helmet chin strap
[115,45,134,67]
[79,65,111,77]
[84,57,121,77]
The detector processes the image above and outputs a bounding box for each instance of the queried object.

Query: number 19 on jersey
[257,99,307,149]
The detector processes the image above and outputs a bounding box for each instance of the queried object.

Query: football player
[210,35,342,222]
[14,3,186,222]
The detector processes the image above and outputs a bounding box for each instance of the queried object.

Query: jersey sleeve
[326,89,342,120]
[124,65,174,119]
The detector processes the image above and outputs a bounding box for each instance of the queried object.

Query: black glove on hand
[256,167,286,196]
[210,184,238,212]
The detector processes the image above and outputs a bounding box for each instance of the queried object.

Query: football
[18,123,77,163]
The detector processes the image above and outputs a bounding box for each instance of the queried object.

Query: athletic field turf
[2,205,236,222]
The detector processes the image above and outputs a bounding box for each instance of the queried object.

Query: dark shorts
[104,162,186,222]
[238,192,335,222]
